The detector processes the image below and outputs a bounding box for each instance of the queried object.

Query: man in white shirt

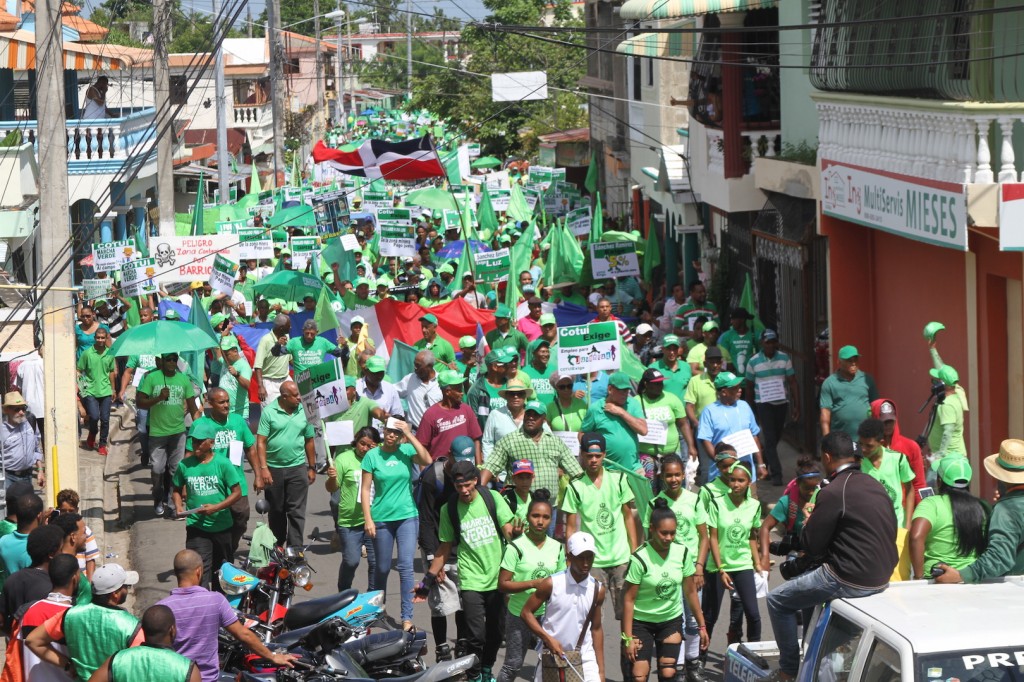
[394,351,442,431]
[15,351,45,438]
[357,356,403,429]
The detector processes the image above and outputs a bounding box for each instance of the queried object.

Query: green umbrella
[471,156,502,169]
[406,186,458,212]
[109,321,219,357]
[270,204,316,229]
[253,269,324,300]
[599,230,643,243]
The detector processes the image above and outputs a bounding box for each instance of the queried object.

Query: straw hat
[498,378,530,397]
[983,439,1024,484]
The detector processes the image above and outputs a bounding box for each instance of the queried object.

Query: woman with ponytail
[910,457,988,579]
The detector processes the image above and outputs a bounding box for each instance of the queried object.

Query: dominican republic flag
[312,136,445,181]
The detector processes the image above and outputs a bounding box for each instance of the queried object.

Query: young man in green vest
[90,605,200,682]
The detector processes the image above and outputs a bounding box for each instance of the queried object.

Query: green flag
[555,220,584,283]
[290,154,301,188]
[190,174,205,237]
[739,272,765,336]
[314,284,339,334]
[478,186,500,242]
[643,216,662,281]
[322,237,358,283]
[456,237,474,283]
[250,164,262,195]
[584,151,598,195]
[589,192,603,244]
[619,343,647,383]
[184,294,218,385]
[461,192,479,242]
[388,340,418,384]
[443,151,461,186]
[507,183,531,223]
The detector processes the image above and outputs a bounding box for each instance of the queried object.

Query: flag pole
[440,139,481,299]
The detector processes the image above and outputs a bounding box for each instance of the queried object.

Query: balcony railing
[707,127,781,176]
[815,92,1024,185]
[233,102,271,127]
[0,108,156,163]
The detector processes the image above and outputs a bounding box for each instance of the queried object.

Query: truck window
[862,638,901,682]
[917,648,1024,682]
[812,614,864,682]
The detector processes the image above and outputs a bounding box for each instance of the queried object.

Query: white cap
[92,564,140,595]
[350,315,365,326]
[567,532,597,557]
[636,323,654,336]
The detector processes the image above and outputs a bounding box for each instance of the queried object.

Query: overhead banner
[151,235,240,283]
[92,239,137,273]
[237,228,274,260]
[566,206,592,237]
[120,257,158,297]
[473,247,511,283]
[556,321,621,373]
[290,236,321,270]
[821,159,968,251]
[209,254,239,297]
[590,241,641,279]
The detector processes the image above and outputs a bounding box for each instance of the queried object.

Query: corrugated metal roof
[620,0,776,21]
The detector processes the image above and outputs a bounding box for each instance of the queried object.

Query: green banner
[473,247,511,283]
[556,321,621,374]
[92,239,137,273]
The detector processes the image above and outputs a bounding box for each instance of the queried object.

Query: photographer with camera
[760,432,898,682]
[759,457,822,576]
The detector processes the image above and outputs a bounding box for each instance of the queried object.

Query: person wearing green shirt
[523,339,555,406]
[686,321,733,374]
[428,461,514,682]
[580,372,648,473]
[342,278,379,310]
[414,313,456,367]
[326,425,381,591]
[759,457,822,574]
[274,319,338,375]
[95,605,201,682]
[485,305,529,361]
[707,462,762,643]
[910,456,988,579]
[652,334,693,396]
[857,418,916,528]
[256,380,316,547]
[172,419,242,589]
[137,353,201,517]
[546,372,587,432]
[623,498,709,682]
[684,349,723,463]
[927,364,968,458]
[496,489,564,682]
[819,345,878,439]
[455,336,480,385]
[674,281,718,343]
[718,308,759,375]
[361,418,433,631]
[563,432,639,623]
[218,338,252,420]
[637,368,687,461]
[77,328,116,456]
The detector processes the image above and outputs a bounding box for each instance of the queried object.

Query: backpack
[414,459,447,508]
[501,487,531,515]
[446,485,505,548]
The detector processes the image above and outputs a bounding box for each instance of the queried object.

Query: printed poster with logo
[566,206,592,237]
[489,189,511,213]
[556,321,621,374]
[92,239,137,273]
[590,241,641,279]
[378,208,416,257]
[209,254,239,297]
[290,236,321,270]
[297,358,351,463]
[120,257,159,297]
[216,219,250,234]
[151,235,239,283]
[473,247,511,283]
[237,228,274,260]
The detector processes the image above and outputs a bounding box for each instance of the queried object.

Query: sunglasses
[556,384,573,390]
[505,391,526,398]
[8,405,26,412]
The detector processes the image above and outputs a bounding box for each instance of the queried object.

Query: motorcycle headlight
[292,565,312,587]
[218,572,252,596]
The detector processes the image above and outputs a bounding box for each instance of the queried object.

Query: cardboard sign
[590,241,641,279]
[556,322,621,373]
[379,222,417,257]
[552,431,580,457]
[566,206,592,237]
[120,257,159,297]
[290,236,321,271]
[151,235,239,283]
[473,248,511,283]
[82,279,111,302]
[237,228,274,260]
[361,192,393,212]
[296,358,351,465]
[92,239,137,273]
[210,253,239,297]
[340,234,360,251]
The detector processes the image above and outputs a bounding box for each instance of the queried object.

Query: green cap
[209,313,228,328]
[929,364,959,386]
[420,313,439,325]
[438,264,455,275]
[662,334,681,348]
[923,321,945,342]
[524,400,545,414]
[354,277,370,287]
[539,313,556,326]
[345,375,357,388]
[324,273,335,285]
[498,347,518,364]
[438,370,464,387]
[484,350,503,365]
[366,356,387,373]
[459,335,477,349]
[164,309,180,320]
[219,336,240,351]
[608,372,632,390]
[499,235,512,244]
[932,455,972,488]
[714,371,744,389]
[432,209,442,219]
[494,304,512,319]
[838,345,860,360]
[701,320,719,332]
[528,338,550,356]
[189,418,220,442]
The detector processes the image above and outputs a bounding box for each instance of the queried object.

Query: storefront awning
[616,22,696,58]
[620,0,776,21]
[0,29,149,71]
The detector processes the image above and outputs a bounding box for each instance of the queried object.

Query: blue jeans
[82,395,112,446]
[767,566,885,676]
[373,517,419,622]
[337,524,376,592]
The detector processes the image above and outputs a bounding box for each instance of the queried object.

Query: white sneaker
[155,502,165,516]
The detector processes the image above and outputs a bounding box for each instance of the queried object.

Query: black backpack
[446,485,506,548]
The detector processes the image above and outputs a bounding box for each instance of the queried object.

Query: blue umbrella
[435,240,492,259]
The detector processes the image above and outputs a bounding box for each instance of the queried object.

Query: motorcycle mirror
[255,499,270,515]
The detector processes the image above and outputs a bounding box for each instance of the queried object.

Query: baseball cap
[523,285,537,296]
[705,347,724,360]
[730,307,754,320]
[324,273,335,285]
[838,345,860,360]
[365,356,387,373]
[3,391,26,407]
[567,532,597,557]
[92,564,140,595]
[209,313,228,328]
[702,320,720,332]
[930,365,959,386]
[164,309,180,320]
[350,315,366,327]
[495,304,512,319]
[636,323,654,336]
[580,432,606,453]
[484,350,503,365]
[497,347,518,364]
[608,372,632,391]
[548,371,574,388]
[761,329,779,342]
[641,368,665,384]
[419,313,439,325]
[449,435,476,461]
[458,335,477,349]
[932,455,972,489]
[345,376,357,388]
[538,313,557,328]
[219,336,240,352]
[354,277,370,287]
[438,370,465,387]
[879,401,897,422]
[714,371,744,389]
[662,334,681,348]
[451,460,481,483]
[511,459,535,476]
[189,418,221,442]
[524,400,545,415]
[528,338,550,356]
[190,281,204,290]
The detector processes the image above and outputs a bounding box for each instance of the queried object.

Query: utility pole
[268,0,285,185]
[347,20,355,119]
[405,0,411,99]
[335,14,343,126]
[313,0,323,138]
[36,0,78,499]
[214,0,230,204]
[153,0,175,235]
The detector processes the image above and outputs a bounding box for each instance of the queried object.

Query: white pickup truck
[724,577,1024,682]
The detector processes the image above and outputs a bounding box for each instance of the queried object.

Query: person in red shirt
[871,398,927,495]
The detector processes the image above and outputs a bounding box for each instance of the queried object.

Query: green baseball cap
[714,371,744,389]
[219,336,240,351]
[209,313,228,328]
[164,309,180,320]
[929,364,959,386]
[438,370,464,387]
[608,372,632,390]
[932,455,972,489]
[494,304,512,319]
[345,375,357,388]
[324,273,335,285]
[528,338,550,356]
[524,400,545,414]
[420,313,439,325]
[459,335,477,349]
[354,277,370,287]
[498,347,518,364]
[366,356,387,373]
[484,350,503,365]
[539,313,556,326]
[701,320,719,332]
[662,334,681,348]
[838,345,860,360]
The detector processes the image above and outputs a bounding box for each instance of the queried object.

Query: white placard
[491,71,548,101]
[756,376,787,403]
[341,234,360,251]
[92,239,137,273]
[590,242,641,279]
[228,440,244,466]
[721,428,758,457]
[326,421,355,446]
[552,431,580,457]
[385,417,403,431]
[151,235,240,283]
[637,419,668,446]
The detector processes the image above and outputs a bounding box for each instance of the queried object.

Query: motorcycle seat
[283,589,359,630]
[272,622,319,649]
[386,671,428,682]
[342,630,411,664]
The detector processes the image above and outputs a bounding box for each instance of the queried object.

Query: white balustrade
[0,108,156,163]
[705,127,781,176]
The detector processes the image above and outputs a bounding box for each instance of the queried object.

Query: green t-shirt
[334,447,368,528]
[625,540,695,623]
[523,364,555,406]
[719,329,758,375]
[77,347,116,398]
[326,397,378,434]
[861,448,915,526]
[187,414,254,496]
[218,357,253,419]
[768,493,818,535]
[485,328,528,359]
[708,494,761,572]
[580,398,644,472]
[500,534,564,618]
[650,359,692,398]
[138,371,196,437]
[438,489,514,591]
[414,336,456,365]
[546,397,587,432]
[637,392,686,456]
[127,354,157,375]
[361,444,418,523]
[171,454,242,532]
[928,393,967,457]
[698,478,731,573]
[285,336,336,375]
[257,400,314,468]
[642,490,707,560]
[911,494,980,575]
[562,471,635,569]
[683,374,717,421]
[674,301,718,330]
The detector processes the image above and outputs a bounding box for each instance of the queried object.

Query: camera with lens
[929,379,946,404]
[779,553,819,581]
[769,533,801,557]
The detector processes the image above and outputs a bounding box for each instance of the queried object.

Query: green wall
[779,0,818,150]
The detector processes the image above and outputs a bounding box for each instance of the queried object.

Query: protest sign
[312,193,350,240]
[379,222,417,257]
[210,254,239,297]
[92,239,137,273]
[556,321,622,373]
[340,234,360,251]
[120,257,158,297]
[443,209,461,231]
[82,279,110,302]
[361,192,393,212]
[590,241,641,279]
[566,206,592,237]
[215,219,250,234]
[473,248,511,283]
[290,236,321,270]
[467,142,481,158]
[237,228,274,260]
[152,235,240,283]
[296,358,350,420]
[490,189,511,213]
